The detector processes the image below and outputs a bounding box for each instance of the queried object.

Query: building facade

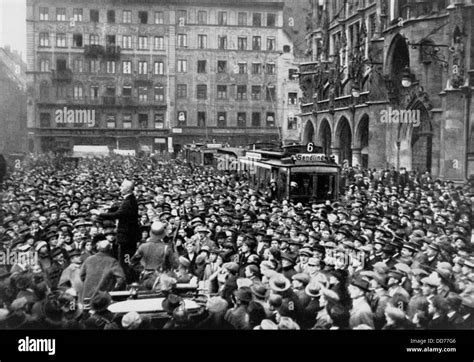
[300,0,474,180]
[26,0,304,154]
[0,46,27,155]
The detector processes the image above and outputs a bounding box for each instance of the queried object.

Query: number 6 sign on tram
[306,142,314,153]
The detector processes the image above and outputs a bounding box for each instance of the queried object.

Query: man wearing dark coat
[98,180,140,283]
[79,240,125,303]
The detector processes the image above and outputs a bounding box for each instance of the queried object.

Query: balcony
[51,68,73,83]
[84,45,105,59]
[134,75,153,87]
[104,45,121,61]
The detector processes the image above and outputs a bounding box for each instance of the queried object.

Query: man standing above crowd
[96,180,140,283]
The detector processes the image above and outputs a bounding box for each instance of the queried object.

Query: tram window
[290,174,315,197]
[280,169,288,199]
[204,153,213,166]
[316,174,335,200]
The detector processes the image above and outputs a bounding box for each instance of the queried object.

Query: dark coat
[224,304,250,330]
[100,194,140,246]
[83,310,120,330]
[220,275,238,307]
[427,315,452,330]
[300,298,322,329]
[196,311,233,330]
[79,251,125,302]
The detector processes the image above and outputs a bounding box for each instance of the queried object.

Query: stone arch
[318,118,332,156]
[302,119,316,144]
[355,114,370,168]
[386,34,410,77]
[334,116,353,165]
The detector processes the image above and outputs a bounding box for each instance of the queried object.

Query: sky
[0,0,27,60]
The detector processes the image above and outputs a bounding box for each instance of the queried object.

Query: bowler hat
[42,297,64,321]
[291,273,310,286]
[162,294,183,314]
[305,280,322,298]
[178,256,191,268]
[385,305,406,322]
[258,319,278,330]
[269,274,291,293]
[350,276,370,292]
[121,311,142,329]
[281,253,296,265]
[223,262,239,275]
[251,283,267,299]
[206,297,228,314]
[90,291,112,312]
[234,287,253,303]
[51,248,64,258]
[421,274,441,287]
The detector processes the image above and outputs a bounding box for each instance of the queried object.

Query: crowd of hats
[0,153,473,329]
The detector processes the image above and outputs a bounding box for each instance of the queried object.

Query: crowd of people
[0,152,472,330]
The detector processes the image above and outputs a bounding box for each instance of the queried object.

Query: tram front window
[289,173,336,201]
[290,174,315,198]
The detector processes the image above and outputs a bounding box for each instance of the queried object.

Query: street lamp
[351,85,361,99]
[401,67,413,88]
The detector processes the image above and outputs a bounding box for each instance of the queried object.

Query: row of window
[40,112,165,129]
[41,84,166,103]
[42,82,283,103]
[39,7,277,27]
[176,84,277,101]
[176,111,276,128]
[38,33,277,52]
[39,110,279,129]
[41,58,277,75]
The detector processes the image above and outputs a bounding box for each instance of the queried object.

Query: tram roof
[216,148,247,157]
[257,158,341,170]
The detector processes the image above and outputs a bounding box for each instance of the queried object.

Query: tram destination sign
[292,153,328,162]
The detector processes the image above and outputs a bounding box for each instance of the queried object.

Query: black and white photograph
[0,0,473,360]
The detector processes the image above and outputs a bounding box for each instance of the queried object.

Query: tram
[182,143,222,167]
[238,143,340,203]
[214,147,247,172]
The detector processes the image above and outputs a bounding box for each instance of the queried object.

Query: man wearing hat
[269,274,302,322]
[348,276,374,329]
[220,262,239,307]
[387,269,410,300]
[80,240,125,303]
[291,273,311,309]
[224,287,253,329]
[96,179,140,284]
[361,271,390,329]
[59,249,83,297]
[295,248,312,274]
[238,236,258,277]
[83,291,119,330]
[424,242,441,268]
[281,253,297,280]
